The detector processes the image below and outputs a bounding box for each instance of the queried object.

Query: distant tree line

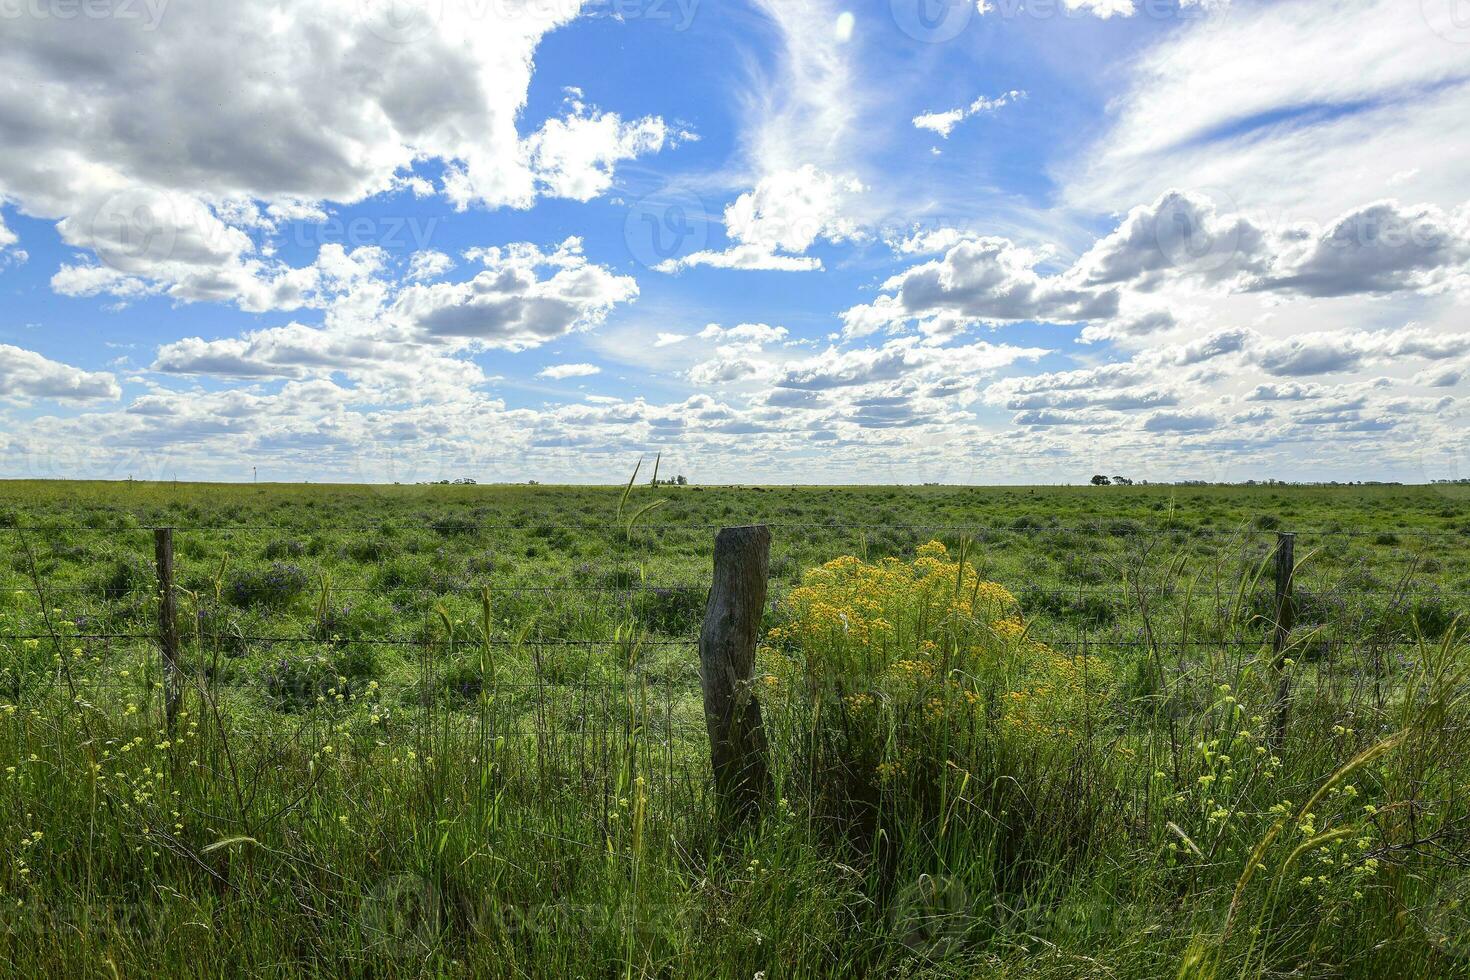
[1089,476,1411,487]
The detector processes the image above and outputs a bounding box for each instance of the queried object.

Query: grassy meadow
[1,479,1468,978]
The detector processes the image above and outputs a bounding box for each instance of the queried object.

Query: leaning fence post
[1270,531,1296,748]
[154,527,183,734]
[699,525,773,825]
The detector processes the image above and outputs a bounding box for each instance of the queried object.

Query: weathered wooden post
[1270,531,1296,749]
[154,527,183,734]
[699,525,773,825]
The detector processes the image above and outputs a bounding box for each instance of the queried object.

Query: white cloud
[395,238,637,348]
[658,166,865,273]
[1415,365,1465,388]
[913,91,1025,139]
[774,337,1046,392]
[538,363,602,380]
[0,210,20,265]
[843,237,1119,337]
[1143,410,1219,433]
[1251,327,1470,378]
[407,251,455,282]
[0,2,672,309]
[0,345,120,403]
[152,239,637,389]
[526,95,686,201]
[688,356,767,386]
[1073,190,1470,300]
[743,1,861,179]
[152,321,416,382]
[684,324,792,386]
[698,323,790,347]
[1065,0,1470,219]
[1073,190,1272,290]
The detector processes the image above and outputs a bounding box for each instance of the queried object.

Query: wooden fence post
[699,525,773,825]
[1270,531,1296,748]
[154,527,183,734]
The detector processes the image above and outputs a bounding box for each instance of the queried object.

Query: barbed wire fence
[2,516,1467,821]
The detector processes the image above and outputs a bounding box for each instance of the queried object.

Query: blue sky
[1,0,1468,484]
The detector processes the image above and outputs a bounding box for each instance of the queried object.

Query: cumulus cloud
[0,345,120,403]
[1073,190,1470,300]
[1252,201,1470,298]
[985,361,1171,413]
[394,239,637,348]
[683,324,792,387]
[657,166,865,273]
[407,251,455,282]
[1415,365,1465,388]
[153,239,637,390]
[843,237,1119,337]
[698,323,790,347]
[1246,382,1329,402]
[1073,191,1272,290]
[526,92,686,201]
[0,2,673,308]
[1078,309,1180,343]
[1250,327,1470,378]
[153,322,413,381]
[984,329,1262,429]
[688,356,766,386]
[774,337,1047,392]
[1143,410,1219,433]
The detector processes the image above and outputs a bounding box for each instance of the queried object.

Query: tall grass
[2,516,1469,977]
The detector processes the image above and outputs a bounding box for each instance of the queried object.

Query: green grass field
[1,480,1468,978]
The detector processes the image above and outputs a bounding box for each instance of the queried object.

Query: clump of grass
[226,561,309,609]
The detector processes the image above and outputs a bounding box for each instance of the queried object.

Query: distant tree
[1091,475,1111,486]
[676,475,687,486]
[1112,476,1134,486]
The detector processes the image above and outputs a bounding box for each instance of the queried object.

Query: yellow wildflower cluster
[764,541,1110,742]
[766,541,1019,678]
